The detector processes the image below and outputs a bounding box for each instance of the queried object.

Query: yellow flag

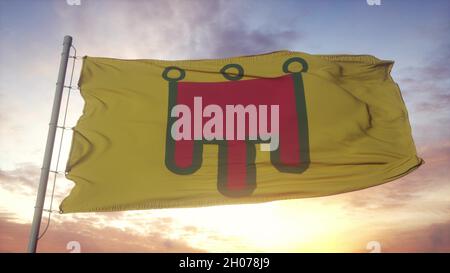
[60,51,423,213]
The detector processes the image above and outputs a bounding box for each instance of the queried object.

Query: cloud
[415,93,450,112]
[375,220,450,253]
[0,214,202,253]
[54,0,303,59]
[0,163,40,195]
[0,163,70,200]
[207,27,301,58]
[397,24,450,116]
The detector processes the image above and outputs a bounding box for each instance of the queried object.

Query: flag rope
[37,45,79,240]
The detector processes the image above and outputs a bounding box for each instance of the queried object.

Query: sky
[0,0,449,252]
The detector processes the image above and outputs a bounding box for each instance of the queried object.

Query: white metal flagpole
[27,35,73,253]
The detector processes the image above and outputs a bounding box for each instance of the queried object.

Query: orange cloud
[0,213,203,253]
[373,221,450,253]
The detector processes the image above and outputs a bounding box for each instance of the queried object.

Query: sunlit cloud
[0,213,202,253]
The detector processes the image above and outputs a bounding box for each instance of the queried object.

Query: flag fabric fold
[60,51,423,213]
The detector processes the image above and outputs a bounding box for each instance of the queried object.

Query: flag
[60,51,423,213]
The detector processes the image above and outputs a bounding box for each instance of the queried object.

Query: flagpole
[28,35,73,253]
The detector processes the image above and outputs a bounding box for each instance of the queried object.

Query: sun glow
[138,199,357,252]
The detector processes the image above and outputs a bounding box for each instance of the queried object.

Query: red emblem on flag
[163,58,310,197]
